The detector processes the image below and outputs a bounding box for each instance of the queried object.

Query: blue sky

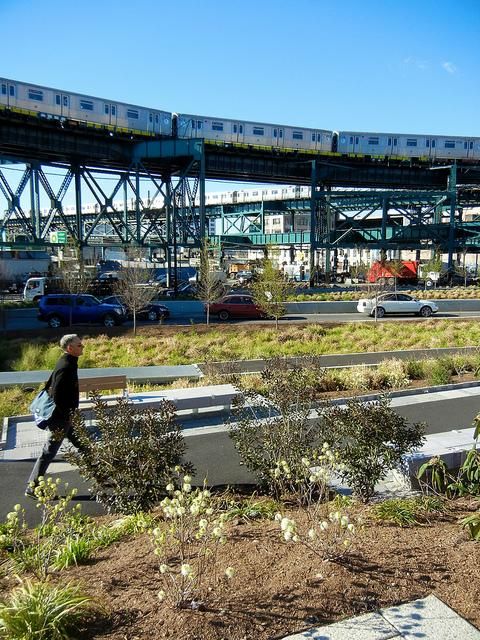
[1,0,480,193]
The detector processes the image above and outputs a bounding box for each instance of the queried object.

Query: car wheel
[147,309,158,321]
[218,310,230,321]
[103,314,117,327]
[377,277,386,286]
[47,315,63,328]
[425,279,434,288]
[419,305,432,317]
[373,306,385,318]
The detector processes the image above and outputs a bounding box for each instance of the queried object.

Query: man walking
[25,334,85,497]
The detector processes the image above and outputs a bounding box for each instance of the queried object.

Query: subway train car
[0,78,172,136]
[337,130,480,160]
[175,113,334,152]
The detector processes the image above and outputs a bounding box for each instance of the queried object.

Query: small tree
[57,240,94,326]
[67,395,194,514]
[318,395,425,502]
[229,361,325,499]
[115,248,156,334]
[251,257,290,329]
[196,240,224,325]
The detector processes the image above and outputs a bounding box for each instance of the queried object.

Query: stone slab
[282,612,400,639]
[381,595,480,640]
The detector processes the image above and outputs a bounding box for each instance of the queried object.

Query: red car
[208,295,265,321]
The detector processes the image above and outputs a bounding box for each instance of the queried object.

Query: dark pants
[27,411,85,486]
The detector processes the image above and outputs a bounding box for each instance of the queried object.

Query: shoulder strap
[44,372,54,392]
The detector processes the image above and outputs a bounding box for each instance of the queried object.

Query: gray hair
[60,334,80,350]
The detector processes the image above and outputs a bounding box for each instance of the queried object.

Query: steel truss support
[0,142,206,258]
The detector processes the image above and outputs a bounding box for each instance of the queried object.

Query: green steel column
[123,178,128,243]
[165,178,172,289]
[199,148,206,242]
[381,196,388,251]
[309,161,317,286]
[135,167,141,245]
[74,167,83,243]
[447,164,457,271]
[30,164,41,240]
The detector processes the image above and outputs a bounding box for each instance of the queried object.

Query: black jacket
[47,353,79,418]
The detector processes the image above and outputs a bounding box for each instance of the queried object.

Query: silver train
[2,77,480,161]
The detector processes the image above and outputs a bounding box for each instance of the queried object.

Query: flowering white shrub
[0,504,27,553]
[275,507,357,561]
[271,443,342,505]
[151,472,233,608]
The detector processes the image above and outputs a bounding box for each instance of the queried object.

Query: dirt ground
[2,498,478,640]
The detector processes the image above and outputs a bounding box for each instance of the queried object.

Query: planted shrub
[229,362,324,498]
[67,395,194,514]
[319,396,426,502]
[428,358,453,385]
[405,359,426,380]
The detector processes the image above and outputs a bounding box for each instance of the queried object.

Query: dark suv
[38,294,127,328]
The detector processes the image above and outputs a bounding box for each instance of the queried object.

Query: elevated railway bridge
[2,110,480,278]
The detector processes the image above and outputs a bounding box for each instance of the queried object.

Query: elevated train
[2,77,480,161]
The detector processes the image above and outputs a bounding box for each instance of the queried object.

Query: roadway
[2,307,480,331]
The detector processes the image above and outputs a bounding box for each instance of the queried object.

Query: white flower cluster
[275,514,299,542]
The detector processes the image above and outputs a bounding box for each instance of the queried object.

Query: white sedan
[357,293,439,318]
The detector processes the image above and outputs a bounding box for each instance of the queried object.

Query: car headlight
[114,307,123,314]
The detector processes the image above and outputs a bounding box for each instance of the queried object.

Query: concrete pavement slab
[281,612,400,639]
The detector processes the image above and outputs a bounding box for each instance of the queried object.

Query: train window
[293,131,303,140]
[393,138,397,145]
[111,105,116,116]
[105,105,109,115]
[252,191,258,196]
[28,89,43,102]
[406,138,418,147]
[317,133,322,142]
[253,127,264,135]
[80,100,94,111]
[9,85,14,96]
[431,139,435,148]
[368,137,379,145]
[127,109,139,119]
[155,114,159,123]
[55,95,61,106]
[197,120,202,130]
[239,124,243,133]
[149,113,153,122]
[445,141,455,148]
[233,124,237,133]
[1,84,6,95]
[464,141,468,149]
[63,96,69,107]
[426,139,429,147]
[212,122,224,131]
[388,138,391,146]
[311,133,316,142]
[470,141,474,149]
[273,129,277,138]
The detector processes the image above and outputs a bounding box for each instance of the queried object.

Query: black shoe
[24,486,37,499]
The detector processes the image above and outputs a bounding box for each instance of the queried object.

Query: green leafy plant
[417,456,450,495]
[0,579,95,640]
[66,395,194,514]
[371,496,446,527]
[251,256,291,329]
[229,362,324,498]
[222,495,281,523]
[319,396,425,502]
[460,511,480,541]
[428,358,453,385]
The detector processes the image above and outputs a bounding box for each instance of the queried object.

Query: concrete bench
[78,375,127,398]
[80,383,239,419]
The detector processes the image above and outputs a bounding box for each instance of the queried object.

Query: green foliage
[428,358,453,385]
[229,362,325,498]
[0,579,94,640]
[251,257,290,328]
[405,359,426,380]
[460,511,480,541]
[371,496,446,527]
[66,395,194,514]
[417,456,449,494]
[319,396,426,502]
[222,496,281,523]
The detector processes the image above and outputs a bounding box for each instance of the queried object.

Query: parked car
[356,293,439,318]
[208,294,265,321]
[235,270,254,285]
[102,295,170,321]
[162,282,197,297]
[423,272,479,288]
[87,273,120,297]
[38,294,127,328]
